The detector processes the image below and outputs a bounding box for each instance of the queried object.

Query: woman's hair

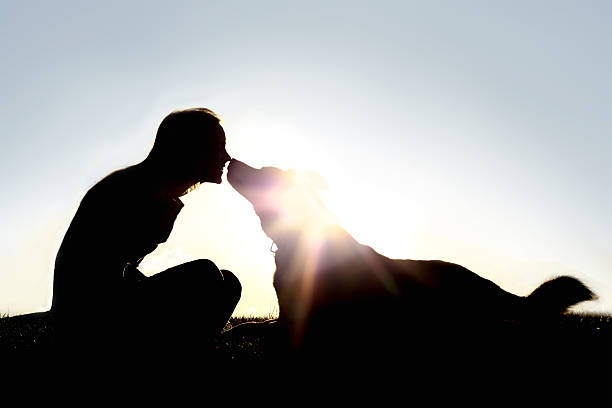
[144,108,225,193]
[148,108,222,163]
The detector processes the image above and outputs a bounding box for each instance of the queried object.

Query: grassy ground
[2,311,611,365]
[4,312,608,396]
[0,311,278,353]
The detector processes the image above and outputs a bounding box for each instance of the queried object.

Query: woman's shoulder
[87,165,143,197]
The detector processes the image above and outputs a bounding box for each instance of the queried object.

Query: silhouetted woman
[51,108,240,356]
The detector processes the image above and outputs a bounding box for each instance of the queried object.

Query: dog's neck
[272,223,360,269]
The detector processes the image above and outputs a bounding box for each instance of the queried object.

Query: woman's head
[147,108,231,189]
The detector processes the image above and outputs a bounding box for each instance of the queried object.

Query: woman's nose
[223,150,231,163]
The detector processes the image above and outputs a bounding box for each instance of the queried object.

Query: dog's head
[228,159,359,333]
[227,159,334,246]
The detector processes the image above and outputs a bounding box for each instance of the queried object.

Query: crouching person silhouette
[51,108,241,357]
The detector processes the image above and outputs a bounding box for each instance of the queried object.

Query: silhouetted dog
[227,159,595,356]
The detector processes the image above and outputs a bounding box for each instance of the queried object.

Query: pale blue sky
[1,1,610,316]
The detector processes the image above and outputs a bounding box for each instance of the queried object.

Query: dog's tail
[526,276,596,313]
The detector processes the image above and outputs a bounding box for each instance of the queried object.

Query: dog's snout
[227,159,243,177]
[228,158,244,169]
[228,159,258,175]
[227,159,257,188]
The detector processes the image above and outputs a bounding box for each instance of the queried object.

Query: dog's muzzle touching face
[227,159,292,236]
[227,159,288,207]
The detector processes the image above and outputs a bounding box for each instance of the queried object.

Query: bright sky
[1,1,610,317]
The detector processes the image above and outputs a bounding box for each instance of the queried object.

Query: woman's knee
[181,258,220,273]
[220,269,242,300]
[171,259,223,283]
[175,260,241,293]
[153,259,241,305]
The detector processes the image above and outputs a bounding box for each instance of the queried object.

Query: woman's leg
[126,259,241,349]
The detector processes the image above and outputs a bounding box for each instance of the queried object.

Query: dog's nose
[228,159,258,176]
[227,158,242,175]
[229,158,248,168]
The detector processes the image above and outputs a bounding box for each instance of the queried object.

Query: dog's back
[269,208,596,354]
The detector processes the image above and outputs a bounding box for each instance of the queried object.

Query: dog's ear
[287,169,329,190]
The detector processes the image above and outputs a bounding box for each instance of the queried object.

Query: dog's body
[227,159,595,352]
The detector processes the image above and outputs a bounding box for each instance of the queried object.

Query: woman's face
[194,123,231,184]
